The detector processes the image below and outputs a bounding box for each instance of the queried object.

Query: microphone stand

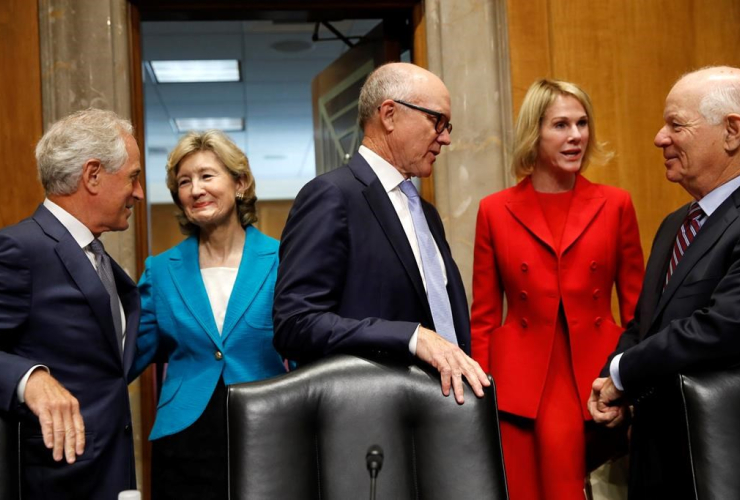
[366,445,384,500]
[369,471,378,500]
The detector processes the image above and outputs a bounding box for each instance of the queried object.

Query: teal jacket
[130,225,285,440]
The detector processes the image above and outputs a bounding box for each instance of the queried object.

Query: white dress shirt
[358,146,448,354]
[610,174,740,390]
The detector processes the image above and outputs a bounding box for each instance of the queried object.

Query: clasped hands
[588,376,629,428]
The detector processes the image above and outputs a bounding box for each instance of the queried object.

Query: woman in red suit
[471,79,644,500]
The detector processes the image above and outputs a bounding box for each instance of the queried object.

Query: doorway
[129,2,421,498]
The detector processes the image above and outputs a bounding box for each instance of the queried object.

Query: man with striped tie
[273,62,489,404]
[589,66,740,498]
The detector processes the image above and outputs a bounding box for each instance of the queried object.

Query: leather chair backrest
[0,411,19,500]
[227,355,508,500]
[676,366,740,500]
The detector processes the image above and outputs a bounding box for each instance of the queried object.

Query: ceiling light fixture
[174,117,245,132]
[150,60,241,83]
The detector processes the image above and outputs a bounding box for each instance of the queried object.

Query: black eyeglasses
[393,100,453,135]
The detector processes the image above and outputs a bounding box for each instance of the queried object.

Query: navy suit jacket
[607,186,740,392]
[0,204,140,500]
[603,186,740,497]
[273,152,470,362]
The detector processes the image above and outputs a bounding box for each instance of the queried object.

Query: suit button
[520,290,528,300]
[124,424,131,434]
[590,261,598,271]
[521,262,528,272]
[215,351,223,360]
[593,288,601,300]
[594,317,603,327]
[520,318,529,328]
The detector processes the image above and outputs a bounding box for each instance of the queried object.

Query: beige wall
[506,0,740,259]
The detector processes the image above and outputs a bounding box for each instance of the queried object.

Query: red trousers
[499,322,586,500]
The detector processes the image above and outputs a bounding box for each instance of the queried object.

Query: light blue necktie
[398,180,457,344]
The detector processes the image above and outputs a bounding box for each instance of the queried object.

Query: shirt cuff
[408,325,420,355]
[610,353,624,391]
[17,365,49,404]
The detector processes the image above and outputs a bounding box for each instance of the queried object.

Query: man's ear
[724,113,740,153]
[80,159,103,194]
[378,99,397,133]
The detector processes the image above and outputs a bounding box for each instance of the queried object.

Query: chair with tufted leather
[227,354,508,500]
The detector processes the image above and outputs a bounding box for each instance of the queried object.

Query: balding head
[357,63,452,179]
[673,66,740,124]
[358,63,447,129]
[655,66,740,198]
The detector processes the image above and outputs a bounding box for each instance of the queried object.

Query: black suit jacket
[605,185,740,498]
[273,152,470,362]
[0,204,140,500]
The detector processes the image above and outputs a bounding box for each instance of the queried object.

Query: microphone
[366,445,384,500]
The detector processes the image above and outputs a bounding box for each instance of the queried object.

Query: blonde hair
[511,79,613,179]
[166,130,257,235]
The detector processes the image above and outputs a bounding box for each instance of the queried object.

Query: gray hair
[36,108,133,195]
[358,64,417,128]
[699,82,740,125]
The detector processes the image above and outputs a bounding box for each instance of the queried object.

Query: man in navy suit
[273,62,488,403]
[0,108,143,499]
[589,66,740,497]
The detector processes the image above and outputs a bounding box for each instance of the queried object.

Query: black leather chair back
[227,355,508,500]
[0,411,19,500]
[676,367,740,500]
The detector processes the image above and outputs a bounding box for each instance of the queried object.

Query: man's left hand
[416,327,490,404]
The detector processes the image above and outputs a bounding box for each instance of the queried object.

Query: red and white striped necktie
[665,201,704,287]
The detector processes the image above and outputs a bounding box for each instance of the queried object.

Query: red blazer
[471,175,644,420]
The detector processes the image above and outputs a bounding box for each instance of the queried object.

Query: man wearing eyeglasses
[273,62,489,403]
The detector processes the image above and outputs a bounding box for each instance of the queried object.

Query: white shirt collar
[43,198,95,249]
[697,174,740,218]
[358,145,406,192]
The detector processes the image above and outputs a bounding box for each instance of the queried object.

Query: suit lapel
[505,177,556,253]
[33,205,123,363]
[651,197,740,328]
[350,155,431,318]
[167,236,223,348]
[221,226,276,341]
[55,237,123,361]
[560,176,606,255]
[639,207,685,338]
[111,259,140,372]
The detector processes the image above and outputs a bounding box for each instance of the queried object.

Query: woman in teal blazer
[130,130,286,500]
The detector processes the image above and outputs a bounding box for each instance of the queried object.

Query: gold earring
[236,192,244,201]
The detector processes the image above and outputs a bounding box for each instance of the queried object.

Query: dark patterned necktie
[89,238,124,355]
[665,201,704,288]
